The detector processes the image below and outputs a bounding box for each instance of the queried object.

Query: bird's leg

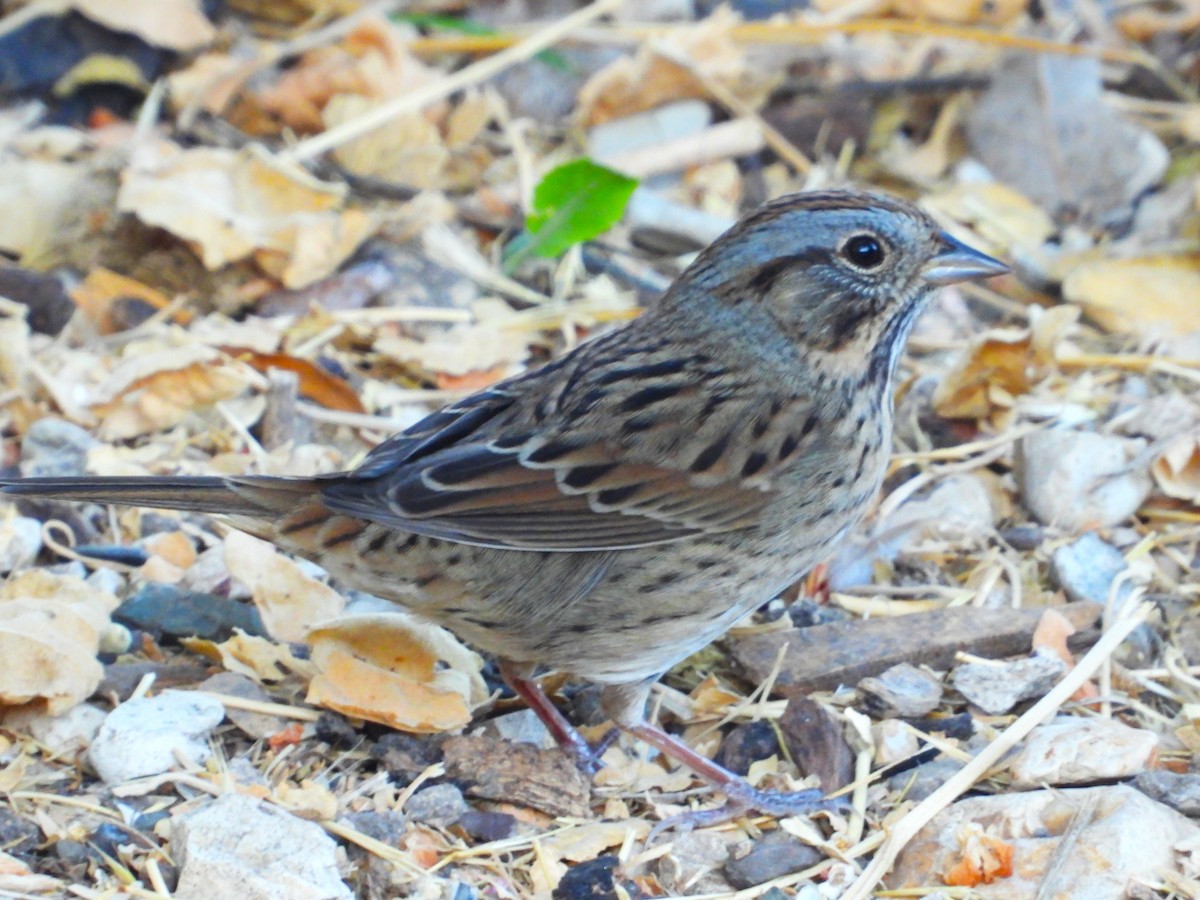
[497,660,616,775]
[601,682,844,837]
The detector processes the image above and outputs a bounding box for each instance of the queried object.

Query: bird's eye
[841,234,886,270]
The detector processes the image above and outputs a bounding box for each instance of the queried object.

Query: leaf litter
[0,1,1198,898]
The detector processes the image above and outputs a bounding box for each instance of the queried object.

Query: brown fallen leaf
[118,142,374,288]
[1063,255,1200,337]
[0,570,119,713]
[306,613,486,733]
[932,306,1078,421]
[89,343,252,440]
[70,268,193,335]
[1152,436,1200,505]
[221,348,365,414]
[223,531,345,642]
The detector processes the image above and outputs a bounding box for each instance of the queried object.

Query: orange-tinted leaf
[70,268,193,335]
[224,348,365,413]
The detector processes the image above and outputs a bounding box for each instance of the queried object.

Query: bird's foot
[647,786,845,844]
[561,726,620,775]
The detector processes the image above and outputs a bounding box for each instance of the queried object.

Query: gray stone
[952,649,1065,715]
[892,786,1197,898]
[404,783,468,827]
[198,673,286,740]
[1051,533,1135,606]
[858,663,944,718]
[1015,430,1152,531]
[1010,717,1159,787]
[114,583,265,642]
[656,831,735,895]
[172,793,350,900]
[1134,770,1200,817]
[724,831,823,889]
[89,690,225,784]
[19,418,97,477]
[0,515,41,571]
[887,758,965,803]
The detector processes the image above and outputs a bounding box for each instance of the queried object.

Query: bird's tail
[0,475,324,517]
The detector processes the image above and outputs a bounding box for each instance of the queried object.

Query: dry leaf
[70,0,216,50]
[89,344,251,440]
[577,9,763,127]
[932,306,1078,420]
[118,142,374,287]
[1153,436,1200,504]
[223,348,365,413]
[375,319,528,379]
[0,570,119,713]
[223,532,345,642]
[185,631,310,683]
[70,268,191,334]
[325,98,449,188]
[306,612,486,733]
[1063,255,1200,337]
[924,182,1055,256]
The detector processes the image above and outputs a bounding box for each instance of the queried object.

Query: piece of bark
[442,735,591,818]
[780,697,854,793]
[733,603,1102,697]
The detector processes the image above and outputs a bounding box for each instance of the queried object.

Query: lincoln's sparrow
[2,190,1006,824]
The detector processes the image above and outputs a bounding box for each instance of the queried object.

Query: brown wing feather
[319,333,799,551]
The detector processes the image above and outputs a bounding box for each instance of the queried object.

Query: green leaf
[505,159,638,271]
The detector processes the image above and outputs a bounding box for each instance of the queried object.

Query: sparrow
[0,190,1007,826]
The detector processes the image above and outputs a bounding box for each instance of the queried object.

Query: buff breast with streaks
[0,189,1008,828]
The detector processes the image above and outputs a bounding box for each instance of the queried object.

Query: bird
[0,190,1007,827]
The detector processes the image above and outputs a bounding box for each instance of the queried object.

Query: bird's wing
[317,345,792,551]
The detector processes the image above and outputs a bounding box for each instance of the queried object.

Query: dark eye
[841,234,886,269]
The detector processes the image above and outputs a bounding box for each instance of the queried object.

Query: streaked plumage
[0,190,1007,822]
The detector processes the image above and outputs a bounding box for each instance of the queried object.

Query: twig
[281,0,626,163]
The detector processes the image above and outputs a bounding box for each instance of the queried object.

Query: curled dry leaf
[1063,255,1200,337]
[89,344,251,440]
[576,8,760,127]
[932,306,1079,420]
[118,142,374,288]
[70,0,216,51]
[70,268,192,335]
[185,631,312,684]
[1153,436,1200,505]
[223,349,365,414]
[223,531,345,643]
[306,612,487,733]
[0,570,119,713]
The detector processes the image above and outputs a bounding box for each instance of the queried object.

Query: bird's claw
[646,787,846,844]
[565,726,619,775]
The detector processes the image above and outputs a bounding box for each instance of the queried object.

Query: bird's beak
[922,233,1009,286]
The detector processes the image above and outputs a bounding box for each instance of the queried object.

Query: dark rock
[724,830,823,889]
[95,661,212,701]
[113,583,264,642]
[715,721,781,776]
[370,733,445,784]
[904,712,974,742]
[53,838,90,865]
[554,855,622,900]
[18,417,97,477]
[405,784,468,827]
[0,267,75,335]
[340,810,407,851]
[1134,771,1200,817]
[315,711,358,747]
[780,697,854,793]
[457,810,515,843]
[788,598,849,629]
[0,807,41,861]
[858,663,944,718]
[887,757,964,802]
[89,822,132,858]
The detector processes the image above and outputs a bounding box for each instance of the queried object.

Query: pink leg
[603,683,844,836]
[498,661,614,774]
